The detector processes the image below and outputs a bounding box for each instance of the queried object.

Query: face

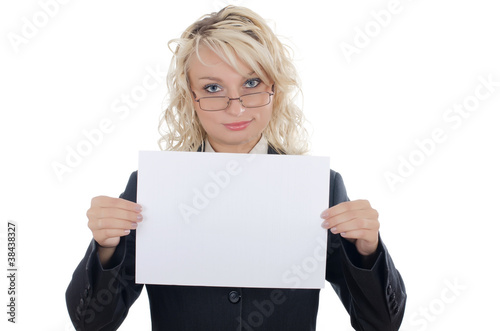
[188,46,274,153]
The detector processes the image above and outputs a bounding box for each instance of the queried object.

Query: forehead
[187,45,253,81]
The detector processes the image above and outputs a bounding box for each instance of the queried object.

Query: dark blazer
[66,146,406,330]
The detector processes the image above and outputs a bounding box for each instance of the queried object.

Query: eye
[203,84,222,93]
[244,78,261,88]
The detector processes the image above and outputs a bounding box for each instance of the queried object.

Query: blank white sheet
[136,151,330,288]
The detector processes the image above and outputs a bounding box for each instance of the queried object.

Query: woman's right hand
[87,196,142,248]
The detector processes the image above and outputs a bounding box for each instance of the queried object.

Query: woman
[66,6,406,330]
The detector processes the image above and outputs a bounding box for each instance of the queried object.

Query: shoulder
[328,169,349,207]
[119,171,138,203]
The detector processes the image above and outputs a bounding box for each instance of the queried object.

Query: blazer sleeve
[66,171,143,331]
[325,170,406,331]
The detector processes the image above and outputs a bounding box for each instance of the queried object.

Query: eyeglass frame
[191,84,275,111]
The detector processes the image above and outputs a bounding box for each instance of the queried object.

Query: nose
[224,96,246,116]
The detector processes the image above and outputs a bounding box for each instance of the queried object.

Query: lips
[223,120,252,131]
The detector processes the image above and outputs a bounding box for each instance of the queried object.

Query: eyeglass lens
[199,92,271,111]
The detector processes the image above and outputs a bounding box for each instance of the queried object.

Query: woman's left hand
[320,200,380,256]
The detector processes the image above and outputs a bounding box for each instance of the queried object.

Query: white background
[1,0,499,330]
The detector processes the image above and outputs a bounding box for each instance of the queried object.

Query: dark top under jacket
[66,145,406,330]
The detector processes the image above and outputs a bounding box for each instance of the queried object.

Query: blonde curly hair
[158,5,309,155]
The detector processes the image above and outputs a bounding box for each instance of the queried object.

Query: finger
[340,231,379,256]
[93,228,132,243]
[321,209,378,229]
[338,229,371,240]
[91,196,142,212]
[329,217,379,235]
[320,199,371,219]
[330,228,378,240]
[89,208,143,223]
[88,218,139,231]
[95,233,127,248]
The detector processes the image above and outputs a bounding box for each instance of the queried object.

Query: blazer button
[228,291,241,304]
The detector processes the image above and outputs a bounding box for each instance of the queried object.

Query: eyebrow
[198,76,223,82]
[198,72,256,82]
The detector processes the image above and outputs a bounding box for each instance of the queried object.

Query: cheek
[261,106,273,124]
[194,109,218,132]
[192,107,205,128]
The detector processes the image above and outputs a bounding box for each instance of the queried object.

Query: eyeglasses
[192,85,275,111]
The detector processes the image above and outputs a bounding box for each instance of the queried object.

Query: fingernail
[330,227,337,233]
[135,205,142,212]
[124,229,131,234]
[131,222,138,229]
[320,210,329,218]
[137,214,143,221]
[321,220,329,228]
